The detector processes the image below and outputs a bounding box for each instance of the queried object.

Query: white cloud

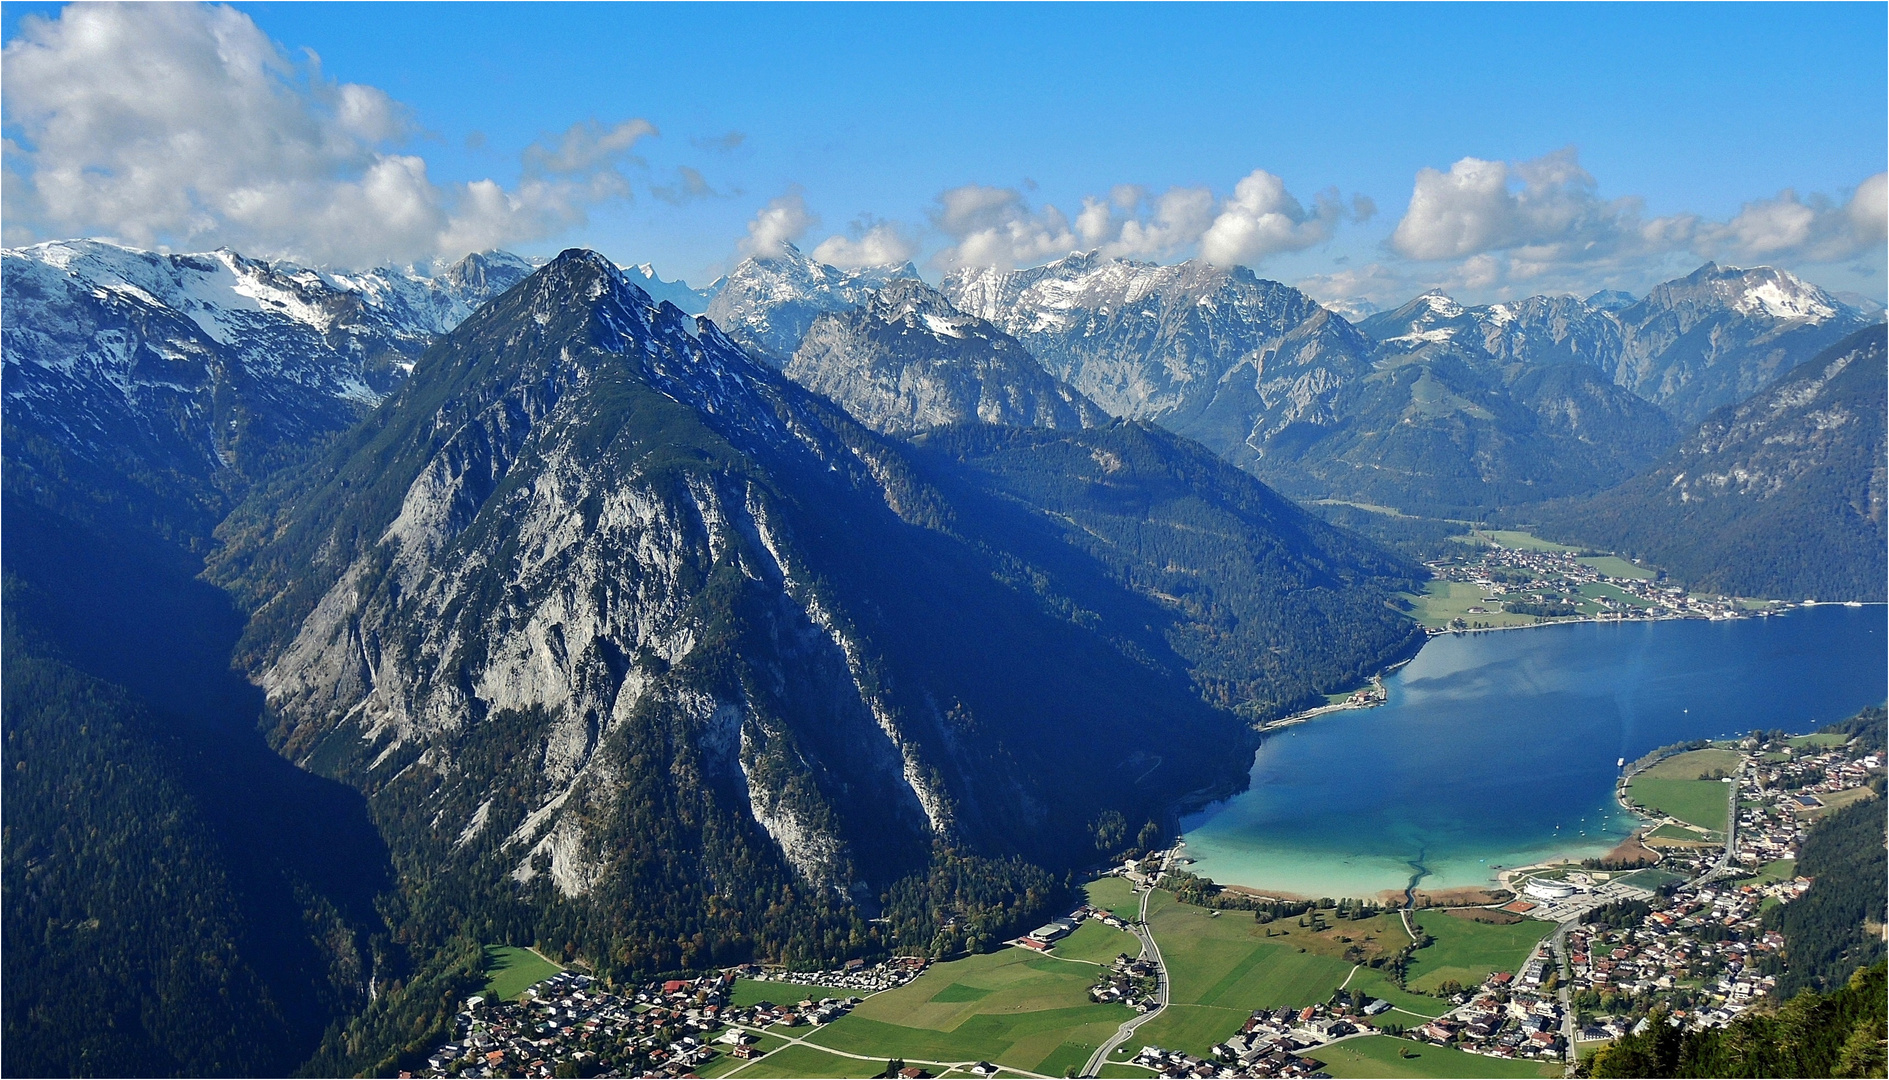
[1199,170,1346,266]
[929,185,1081,271]
[811,219,918,268]
[1692,173,1887,265]
[737,190,817,258]
[0,2,655,265]
[930,171,1356,271]
[1295,262,1410,317]
[1388,148,1659,265]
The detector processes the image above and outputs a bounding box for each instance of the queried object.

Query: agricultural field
[1407,580,1543,629]
[1469,530,1580,553]
[1787,732,1850,749]
[798,946,1129,1076]
[1049,920,1142,964]
[1640,749,1741,780]
[720,1042,886,1078]
[1578,555,1654,580]
[1312,1034,1561,1078]
[1626,775,1730,833]
[1082,876,1143,920]
[1130,896,1429,1055]
[1808,786,1876,815]
[1402,912,1553,994]
[480,945,563,1002]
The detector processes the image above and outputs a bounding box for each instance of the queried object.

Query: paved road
[1083,866,1174,1075]
[1550,921,1577,1075]
[1701,764,1743,882]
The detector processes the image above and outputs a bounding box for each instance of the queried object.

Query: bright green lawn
[1627,776,1729,832]
[1408,581,1541,630]
[1750,859,1797,884]
[1313,1035,1560,1078]
[481,945,563,1001]
[1639,749,1741,781]
[1645,823,1712,843]
[730,979,865,1007]
[1050,920,1141,965]
[1083,877,1142,920]
[1403,913,1552,994]
[1810,787,1876,815]
[1096,1065,1161,1078]
[1578,555,1655,580]
[1474,530,1581,553]
[1788,733,1850,749]
[1617,868,1686,890]
[1577,581,1654,608]
[802,947,1129,1076]
[721,1042,886,1078]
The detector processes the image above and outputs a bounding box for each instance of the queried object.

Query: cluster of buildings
[1419,958,1568,1061]
[1567,883,1783,1034]
[1130,999,1392,1077]
[724,956,928,994]
[1428,544,1783,632]
[1088,953,1159,1009]
[409,958,928,1079]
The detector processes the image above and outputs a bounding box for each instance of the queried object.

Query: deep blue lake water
[1179,605,1887,900]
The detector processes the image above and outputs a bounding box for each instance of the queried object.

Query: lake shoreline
[1181,605,1884,904]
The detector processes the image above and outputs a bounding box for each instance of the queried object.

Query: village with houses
[1417,533,1825,635]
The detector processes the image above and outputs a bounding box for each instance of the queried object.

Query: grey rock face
[1,240,532,503]
[942,253,1376,465]
[704,243,917,362]
[785,280,1105,436]
[1609,263,1876,424]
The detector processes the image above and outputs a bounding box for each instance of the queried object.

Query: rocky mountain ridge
[1527,324,1887,601]
[703,242,921,361]
[784,279,1106,436]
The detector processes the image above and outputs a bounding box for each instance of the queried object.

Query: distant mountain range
[785,279,1106,436]
[1,232,1880,1075]
[1524,324,1886,602]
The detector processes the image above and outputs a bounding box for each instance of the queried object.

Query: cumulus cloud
[0,2,655,265]
[1200,170,1350,266]
[1379,149,1885,301]
[812,218,919,268]
[1388,148,1656,264]
[737,189,817,258]
[1693,173,1887,265]
[929,185,1082,271]
[1295,262,1411,318]
[930,170,1359,271]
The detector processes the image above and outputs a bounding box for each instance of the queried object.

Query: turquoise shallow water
[1180,605,1888,900]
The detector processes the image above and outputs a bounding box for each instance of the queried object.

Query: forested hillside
[1524,325,1887,600]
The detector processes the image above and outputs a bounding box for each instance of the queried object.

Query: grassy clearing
[1627,775,1729,832]
[804,947,1129,1075]
[1132,899,1428,1053]
[1050,920,1141,965]
[1578,555,1655,580]
[1344,967,1451,1018]
[1787,732,1850,749]
[1467,530,1582,553]
[1749,859,1798,884]
[481,945,563,1001]
[1617,868,1687,890]
[1639,749,1741,781]
[730,979,865,1008]
[1313,1035,1560,1078]
[723,1042,886,1078]
[1096,1064,1161,1078]
[1403,912,1552,994]
[1083,876,1142,919]
[1809,787,1876,816]
[1407,581,1542,630]
[1577,581,1655,608]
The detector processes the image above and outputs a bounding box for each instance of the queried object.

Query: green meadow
[1313,1034,1561,1078]
[481,945,563,1002]
[1402,912,1553,994]
[799,946,1130,1076]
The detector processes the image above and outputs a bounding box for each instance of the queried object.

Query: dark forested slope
[1526,325,1886,600]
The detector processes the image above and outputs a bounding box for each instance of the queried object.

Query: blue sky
[3,2,1884,307]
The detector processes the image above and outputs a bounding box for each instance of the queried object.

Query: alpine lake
[1180,603,1888,901]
